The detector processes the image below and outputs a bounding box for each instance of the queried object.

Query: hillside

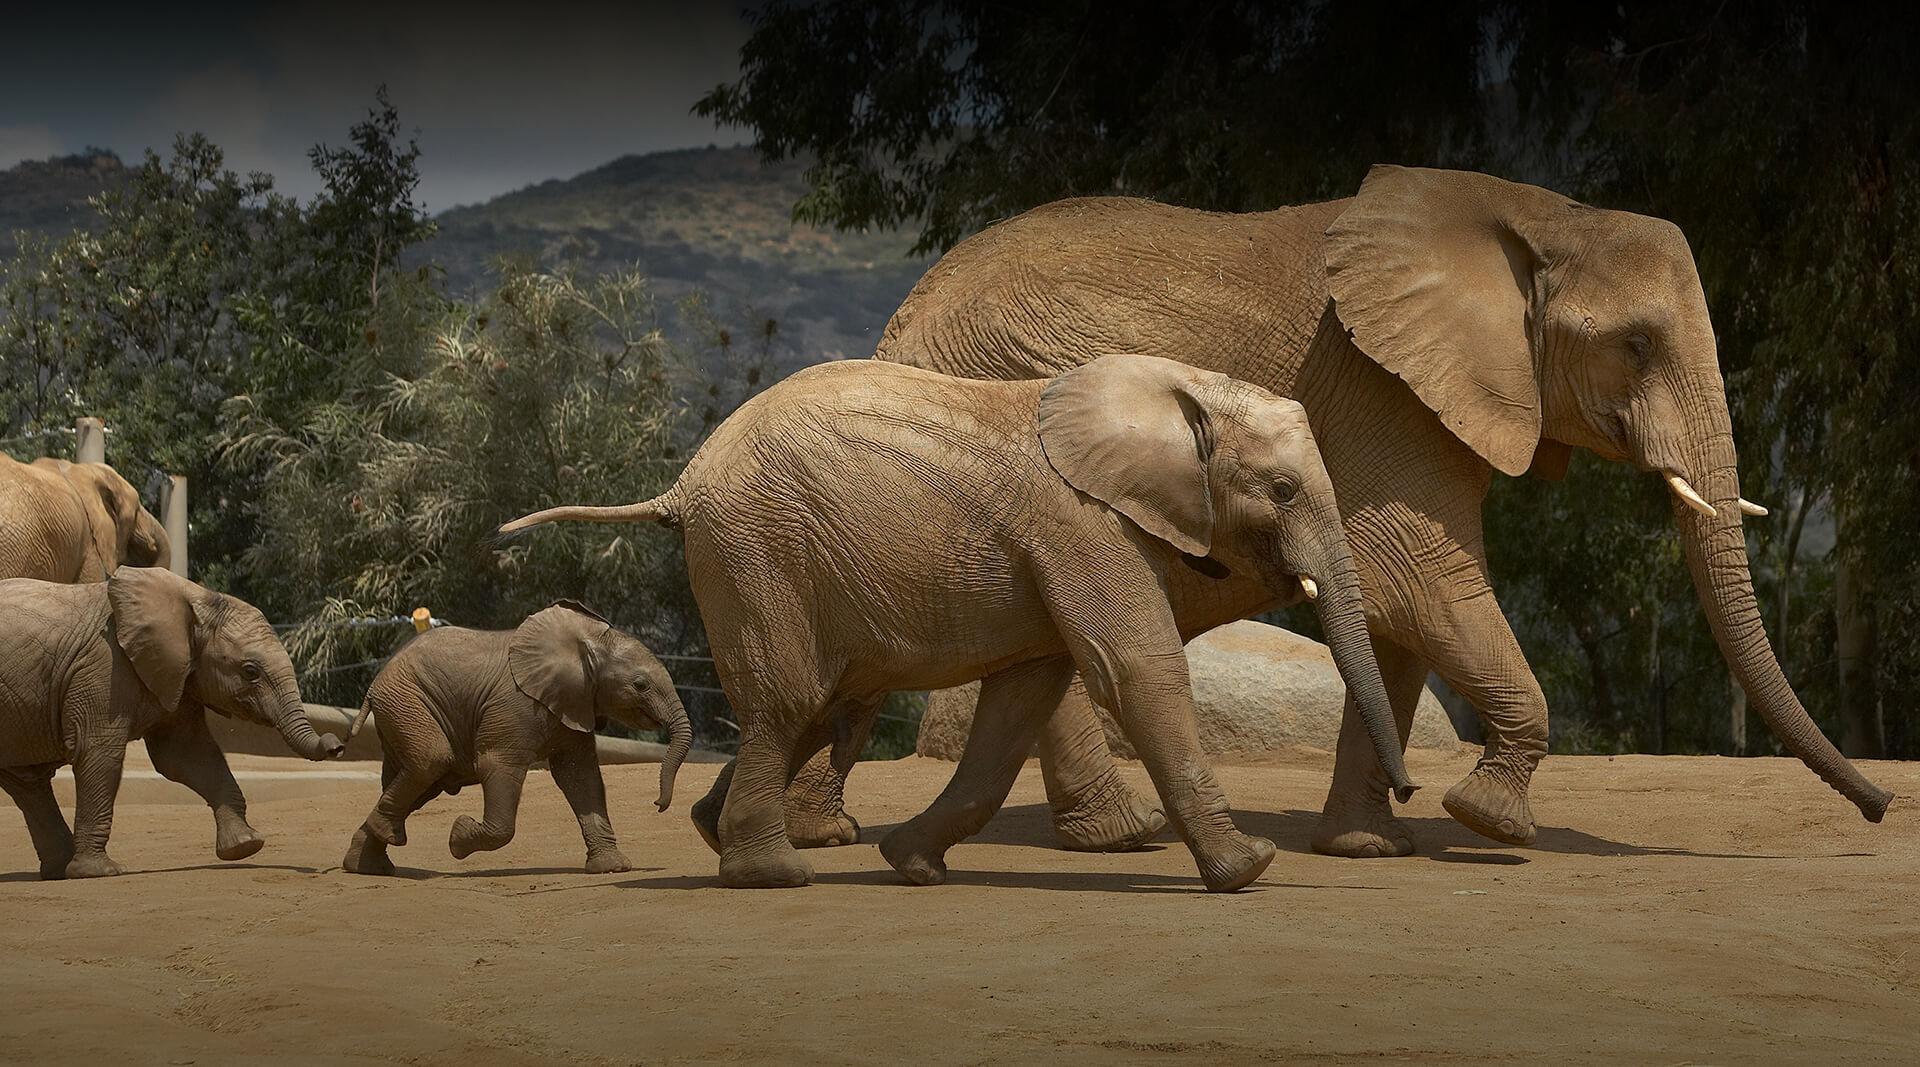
[424,145,934,368]
[0,151,127,259]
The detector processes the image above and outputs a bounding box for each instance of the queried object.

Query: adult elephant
[0,454,170,582]
[788,164,1893,858]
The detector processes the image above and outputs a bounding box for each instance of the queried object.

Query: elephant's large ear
[509,601,611,733]
[1326,165,1571,477]
[108,567,217,711]
[56,462,126,580]
[1037,353,1222,557]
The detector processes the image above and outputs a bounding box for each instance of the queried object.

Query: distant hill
[424,145,934,369]
[0,144,934,370]
[0,151,128,259]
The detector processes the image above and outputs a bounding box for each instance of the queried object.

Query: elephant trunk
[1303,536,1418,803]
[655,696,693,811]
[1670,391,1891,820]
[269,678,346,761]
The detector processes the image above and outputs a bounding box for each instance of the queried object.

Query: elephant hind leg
[1313,634,1427,858]
[689,758,733,856]
[717,719,814,889]
[881,656,1073,886]
[1039,676,1167,852]
[0,763,74,880]
[784,699,879,849]
[345,759,446,876]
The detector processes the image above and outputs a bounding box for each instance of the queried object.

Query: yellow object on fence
[412,607,432,633]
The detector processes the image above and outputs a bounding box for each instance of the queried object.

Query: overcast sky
[0,2,751,210]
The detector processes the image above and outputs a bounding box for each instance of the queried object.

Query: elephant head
[1324,164,1891,820]
[106,566,344,760]
[35,458,170,575]
[509,601,693,810]
[1037,353,1418,802]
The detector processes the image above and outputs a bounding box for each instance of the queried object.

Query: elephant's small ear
[1326,165,1568,477]
[64,463,128,580]
[1037,353,1220,557]
[108,567,216,711]
[509,602,610,733]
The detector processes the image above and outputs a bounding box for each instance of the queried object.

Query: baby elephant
[0,567,345,879]
[341,601,693,876]
[504,354,1417,892]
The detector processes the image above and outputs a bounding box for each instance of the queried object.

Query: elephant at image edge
[0,567,345,879]
[780,163,1893,859]
[0,454,170,582]
[503,353,1417,892]
[341,601,693,876]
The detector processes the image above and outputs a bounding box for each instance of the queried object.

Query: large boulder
[916,619,1462,760]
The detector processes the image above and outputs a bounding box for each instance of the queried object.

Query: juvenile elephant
[503,354,1417,892]
[0,567,345,879]
[0,454,170,582]
[340,602,693,877]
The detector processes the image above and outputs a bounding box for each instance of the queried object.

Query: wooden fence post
[75,417,105,464]
[161,475,189,577]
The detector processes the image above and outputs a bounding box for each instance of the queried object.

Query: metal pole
[161,475,188,577]
[75,417,105,464]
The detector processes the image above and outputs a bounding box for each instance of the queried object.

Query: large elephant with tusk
[779,164,1893,859]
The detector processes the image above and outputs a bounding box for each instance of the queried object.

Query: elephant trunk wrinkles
[655,697,693,811]
[1307,542,1418,802]
[1675,392,1891,821]
[268,679,344,761]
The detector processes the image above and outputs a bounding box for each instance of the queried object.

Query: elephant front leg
[1037,676,1167,852]
[0,763,74,879]
[66,733,129,878]
[145,711,264,862]
[449,754,530,860]
[1428,601,1548,846]
[1313,635,1428,858]
[880,656,1073,885]
[547,734,631,874]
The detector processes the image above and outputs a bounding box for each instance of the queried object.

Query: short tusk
[1299,577,1318,600]
[1738,497,1769,517]
[1663,471,1717,518]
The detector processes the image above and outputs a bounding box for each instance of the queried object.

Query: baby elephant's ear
[1037,353,1222,557]
[509,602,610,733]
[107,567,216,711]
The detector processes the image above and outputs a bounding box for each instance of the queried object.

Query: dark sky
[1,2,751,210]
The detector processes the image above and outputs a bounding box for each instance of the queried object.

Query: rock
[916,620,1462,760]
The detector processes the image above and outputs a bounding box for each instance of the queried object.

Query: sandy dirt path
[2,747,1916,1064]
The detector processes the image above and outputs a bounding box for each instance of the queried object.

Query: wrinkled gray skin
[0,455,169,582]
[341,601,693,876]
[502,354,1415,892]
[0,567,344,879]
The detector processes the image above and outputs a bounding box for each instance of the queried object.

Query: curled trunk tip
[655,705,694,811]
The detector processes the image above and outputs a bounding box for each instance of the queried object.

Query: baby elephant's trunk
[656,700,694,811]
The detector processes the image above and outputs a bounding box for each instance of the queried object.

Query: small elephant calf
[342,601,693,876]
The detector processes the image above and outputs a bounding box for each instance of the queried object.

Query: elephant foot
[787,808,862,849]
[342,828,396,877]
[1441,763,1537,846]
[718,845,813,889]
[215,821,266,862]
[689,795,724,855]
[1193,833,1276,893]
[584,846,633,874]
[65,851,124,879]
[1311,791,1416,858]
[1051,769,1167,852]
[448,815,509,860]
[877,825,948,887]
[364,811,406,847]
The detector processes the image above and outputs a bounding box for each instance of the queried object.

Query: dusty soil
[2,746,1916,1064]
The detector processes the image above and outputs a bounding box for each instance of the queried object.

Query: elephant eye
[241,661,265,683]
[1271,478,1299,505]
[1625,331,1654,367]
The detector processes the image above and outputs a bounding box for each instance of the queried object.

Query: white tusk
[1738,498,1769,517]
[1663,472,1718,518]
[1299,577,1318,600]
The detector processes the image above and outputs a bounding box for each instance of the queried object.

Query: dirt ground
[2,746,1916,1065]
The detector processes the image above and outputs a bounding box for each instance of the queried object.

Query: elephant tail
[346,703,374,741]
[497,487,683,538]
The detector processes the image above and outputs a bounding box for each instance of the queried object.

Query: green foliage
[706,1,1920,756]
